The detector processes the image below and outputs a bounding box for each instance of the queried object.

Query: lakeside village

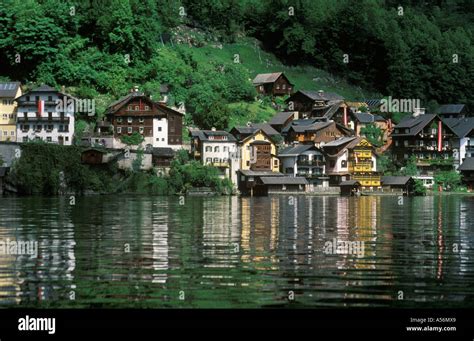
[0,73,473,197]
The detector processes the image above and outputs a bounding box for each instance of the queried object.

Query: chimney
[318,89,324,96]
[413,107,425,117]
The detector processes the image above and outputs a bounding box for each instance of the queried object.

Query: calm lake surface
[0,195,473,308]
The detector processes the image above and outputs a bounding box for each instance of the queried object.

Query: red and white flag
[437,121,442,152]
[37,99,44,117]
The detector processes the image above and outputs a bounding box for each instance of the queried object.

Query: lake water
[0,195,473,308]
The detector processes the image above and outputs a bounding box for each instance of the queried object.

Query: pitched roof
[251,123,279,136]
[381,176,413,186]
[190,129,237,142]
[260,176,308,185]
[353,112,386,124]
[392,114,437,136]
[340,180,360,186]
[436,104,465,115]
[322,136,357,148]
[364,99,383,108]
[278,144,316,156]
[239,170,283,176]
[442,117,474,138]
[252,72,286,85]
[288,121,333,133]
[322,102,343,119]
[281,118,320,134]
[268,111,295,125]
[459,157,474,171]
[152,147,175,157]
[297,90,344,102]
[32,84,57,92]
[0,82,21,98]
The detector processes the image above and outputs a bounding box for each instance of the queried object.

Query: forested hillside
[0,0,472,131]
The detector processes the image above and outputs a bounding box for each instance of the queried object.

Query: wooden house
[252,72,294,96]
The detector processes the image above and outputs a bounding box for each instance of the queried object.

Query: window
[206,158,212,163]
[158,127,162,132]
[117,127,122,133]
[128,105,132,111]
[139,127,144,134]
[274,159,278,166]
[145,106,149,111]
[161,138,164,141]
[3,131,7,136]
[48,96,52,101]
[47,137,52,142]
[127,117,133,123]
[205,146,212,152]
[213,158,219,163]
[404,140,408,147]
[282,84,286,89]
[282,185,286,191]
[276,85,280,90]
[117,117,123,123]
[26,96,30,101]
[135,106,139,111]
[139,117,144,123]
[246,160,250,166]
[65,137,69,142]
[22,137,28,142]
[223,147,228,152]
[214,146,219,152]
[127,127,132,134]
[10,131,14,136]
[341,160,347,168]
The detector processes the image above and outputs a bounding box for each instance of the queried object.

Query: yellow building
[0,82,22,142]
[348,137,381,187]
[239,129,279,172]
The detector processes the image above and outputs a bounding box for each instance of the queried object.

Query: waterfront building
[0,82,21,142]
[15,85,75,145]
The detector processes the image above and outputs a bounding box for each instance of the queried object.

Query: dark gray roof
[281,119,320,134]
[381,176,413,185]
[298,90,344,102]
[260,176,308,185]
[269,111,295,125]
[323,136,357,148]
[0,82,21,98]
[289,121,333,133]
[364,99,383,108]
[233,123,279,137]
[278,144,316,156]
[323,102,343,119]
[190,129,237,142]
[442,117,474,138]
[340,180,360,186]
[252,72,288,85]
[392,114,437,136]
[239,170,283,177]
[159,84,169,93]
[459,158,474,171]
[152,147,175,157]
[32,84,57,92]
[353,112,386,124]
[436,104,465,115]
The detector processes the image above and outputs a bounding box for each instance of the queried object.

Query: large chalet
[103,88,183,150]
[252,72,294,96]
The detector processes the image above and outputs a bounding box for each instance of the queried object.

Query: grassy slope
[180,36,380,100]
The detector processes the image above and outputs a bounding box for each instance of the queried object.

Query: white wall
[153,117,168,147]
[16,93,75,145]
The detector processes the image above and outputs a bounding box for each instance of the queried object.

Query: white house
[442,117,474,169]
[189,128,240,185]
[15,85,75,145]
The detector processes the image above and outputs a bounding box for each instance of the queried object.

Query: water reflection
[0,195,473,308]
